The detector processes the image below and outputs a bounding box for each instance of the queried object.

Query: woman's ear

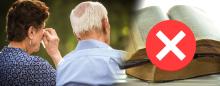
[27,26,35,40]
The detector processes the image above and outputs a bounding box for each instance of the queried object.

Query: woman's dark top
[0,46,56,86]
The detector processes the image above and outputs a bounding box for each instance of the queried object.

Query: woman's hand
[43,28,62,67]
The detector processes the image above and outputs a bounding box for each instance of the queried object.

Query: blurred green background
[0,0,135,66]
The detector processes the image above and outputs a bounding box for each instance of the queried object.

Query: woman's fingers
[44,28,59,41]
[44,31,51,40]
[45,28,55,35]
[42,35,48,46]
[42,28,61,67]
[42,28,54,48]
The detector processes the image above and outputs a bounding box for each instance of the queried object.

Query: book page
[127,6,169,60]
[168,5,220,41]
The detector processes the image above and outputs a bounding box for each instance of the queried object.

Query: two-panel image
[1,0,220,86]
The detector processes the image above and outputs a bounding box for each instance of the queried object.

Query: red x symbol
[146,20,196,71]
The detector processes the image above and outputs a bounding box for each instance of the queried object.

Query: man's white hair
[70,1,108,35]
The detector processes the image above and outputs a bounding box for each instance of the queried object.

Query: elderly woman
[0,0,62,85]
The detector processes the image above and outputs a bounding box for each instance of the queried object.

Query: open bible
[126,5,220,82]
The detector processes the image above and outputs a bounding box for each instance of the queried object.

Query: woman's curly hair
[6,0,49,42]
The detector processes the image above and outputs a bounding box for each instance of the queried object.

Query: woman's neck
[8,41,29,53]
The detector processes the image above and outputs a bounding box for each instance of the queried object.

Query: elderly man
[56,1,126,86]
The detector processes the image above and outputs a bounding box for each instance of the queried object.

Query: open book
[126,6,168,61]
[126,5,220,81]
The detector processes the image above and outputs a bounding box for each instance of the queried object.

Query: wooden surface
[115,70,220,86]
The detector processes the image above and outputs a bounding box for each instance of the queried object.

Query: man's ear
[73,33,81,41]
[102,18,110,34]
[27,26,35,40]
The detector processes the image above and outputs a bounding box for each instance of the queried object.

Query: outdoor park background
[0,0,135,67]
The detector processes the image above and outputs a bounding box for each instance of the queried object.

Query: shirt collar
[75,39,112,51]
[1,46,27,55]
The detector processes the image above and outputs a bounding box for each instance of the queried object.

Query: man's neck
[80,38,107,45]
[77,30,109,45]
[78,35,107,44]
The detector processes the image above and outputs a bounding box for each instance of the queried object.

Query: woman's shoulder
[0,47,55,70]
[0,48,56,84]
[28,55,48,63]
[28,55,55,69]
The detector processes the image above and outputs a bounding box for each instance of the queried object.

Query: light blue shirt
[56,39,126,86]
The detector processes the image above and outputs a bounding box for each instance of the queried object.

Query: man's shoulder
[66,48,125,57]
[61,48,122,63]
[59,48,126,66]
